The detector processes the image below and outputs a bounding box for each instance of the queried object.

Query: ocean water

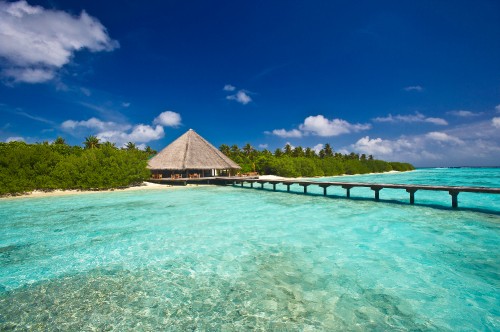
[0,168,498,331]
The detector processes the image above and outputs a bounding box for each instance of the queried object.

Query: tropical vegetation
[0,136,413,196]
[219,143,414,178]
[0,137,155,195]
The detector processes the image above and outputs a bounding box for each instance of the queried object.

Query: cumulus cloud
[495,105,500,113]
[299,115,371,137]
[268,115,371,139]
[61,117,131,132]
[350,121,500,166]
[403,85,423,92]
[226,90,252,105]
[223,84,236,91]
[258,144,268,149]
[446,110,480,117]
[269,129,303,138]
[425,131,464,145]
[97,125,164,146]
[5,136,25,142]
[154,111,181,127]
[492,117,500,128]
[0,0,119,83]
[61,110,182,147]
[373,112,448,125]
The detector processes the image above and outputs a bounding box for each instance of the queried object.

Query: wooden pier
[215,177,500,209]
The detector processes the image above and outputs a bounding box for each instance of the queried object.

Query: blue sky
[1,0,499,167]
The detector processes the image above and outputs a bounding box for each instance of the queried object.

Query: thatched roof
[148,129,241,170]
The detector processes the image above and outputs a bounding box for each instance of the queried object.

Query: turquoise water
[0,168,499,330]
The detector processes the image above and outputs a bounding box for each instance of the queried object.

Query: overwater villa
[148,129,241,179]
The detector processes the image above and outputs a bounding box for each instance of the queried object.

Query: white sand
[1,182,183,200]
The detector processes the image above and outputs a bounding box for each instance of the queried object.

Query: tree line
[219,143,414,178]
[0,136,414,196]
[0,137,154,195]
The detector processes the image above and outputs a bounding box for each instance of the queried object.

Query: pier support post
[300,184,309,194]
[241,182,244,187]
[406,189,417,204]
[342,185,353,198]
[449,191,459,208]
[250,182,253,188]
[273,183,276,191]
[286,184,291,192]
[371,186,382,201]
[260,183,264,189]
[319,185,329,196]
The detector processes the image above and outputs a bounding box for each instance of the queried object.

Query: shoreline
[0,182,187,200]
[2,170,407,200]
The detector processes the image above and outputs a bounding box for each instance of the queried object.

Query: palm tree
[84,135,100,149]
[125,142,137,150]
[292,146,304,157]
[304,147,316,158]
[242,143,254,156]
[102,141,117,149]
[145,145,156,156]
[219,144,231,156]
[323,143,333,157]
[230,144,240,156]
[284,143,293,156]
[53,136,66,145]
[274,148,283,157]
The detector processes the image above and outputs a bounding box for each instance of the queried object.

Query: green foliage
[0,141,151,195]
[220,143,415,178]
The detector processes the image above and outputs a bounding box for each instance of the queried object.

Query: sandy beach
[1,181,183,200]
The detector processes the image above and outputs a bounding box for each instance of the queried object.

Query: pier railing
[215,177,500,208]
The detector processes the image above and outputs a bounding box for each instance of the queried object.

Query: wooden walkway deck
[215,177,500,208]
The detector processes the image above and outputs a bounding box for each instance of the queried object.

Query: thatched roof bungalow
[148,129,240,178]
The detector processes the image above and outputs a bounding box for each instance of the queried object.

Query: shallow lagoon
[0,168,499,330]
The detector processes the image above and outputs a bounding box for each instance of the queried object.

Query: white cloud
[495,105,500,113]
[270,129,303,138]
[61,111,177,147]
[2,68,55,83]
[312,143,324,154]
[223,84,236,91]
[122,102,130,108]
[5,136,24,142]
[154,111,181,127]
[403,85,423,92]
[492,117,500,128]
[446,110,480,117]
[258,144,268,149]
[299,115,371,137]
[350,120,500,166]
[352,136,399,156]
[373,112,448,125]
[268,115,371,139]
[226,90,252,105]
[0,0,119,83]
[97,125,164,146]
[425,131,464,145]
[61,117,130,132]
